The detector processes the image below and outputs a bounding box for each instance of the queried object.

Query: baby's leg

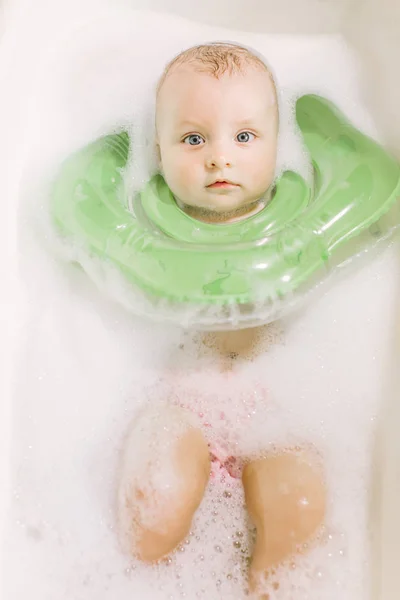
[118,403,210,562]
[242,451,326,593]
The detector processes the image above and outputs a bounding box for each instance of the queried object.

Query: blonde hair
[156,42,275,97]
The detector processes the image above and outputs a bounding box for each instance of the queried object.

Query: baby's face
[156,67,278,218]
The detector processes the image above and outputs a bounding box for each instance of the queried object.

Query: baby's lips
[207,179,239,187]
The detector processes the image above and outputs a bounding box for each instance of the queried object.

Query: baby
[118,43,326,597]
[155,42,278,224]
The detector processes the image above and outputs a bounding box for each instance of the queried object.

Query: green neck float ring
[51,94,400,329]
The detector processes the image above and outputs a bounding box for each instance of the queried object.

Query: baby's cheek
[174,164,195,193]
[260,144,277,178]
[181,158,203,186]
[246,158,275,189]
[161,153,186,188]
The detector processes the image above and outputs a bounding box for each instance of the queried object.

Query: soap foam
[3,5,398,600]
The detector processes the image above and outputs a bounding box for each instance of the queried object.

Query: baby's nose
[205,145,232,169]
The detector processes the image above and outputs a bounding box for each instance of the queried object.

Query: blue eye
[236,131,255,143]
[183,134,205,146]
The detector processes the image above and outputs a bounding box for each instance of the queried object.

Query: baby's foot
[118,403,210,562]
[242,451,326,595]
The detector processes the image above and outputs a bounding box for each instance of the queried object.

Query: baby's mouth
[207,179,239,189]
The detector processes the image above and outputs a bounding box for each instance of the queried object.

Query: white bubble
[3,5,396,600]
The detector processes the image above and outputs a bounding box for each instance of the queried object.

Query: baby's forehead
[155,61,279,137]
[157,66,275,115]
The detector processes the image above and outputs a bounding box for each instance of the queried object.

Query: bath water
[2,6,398,599]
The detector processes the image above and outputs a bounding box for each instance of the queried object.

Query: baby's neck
[179,198,265,224]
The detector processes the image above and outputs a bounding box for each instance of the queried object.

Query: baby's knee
[117,404,210,562]
[243,450,326,588]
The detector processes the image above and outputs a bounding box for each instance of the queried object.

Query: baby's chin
[177,194,266,224]
[182,190,252,210]
[194,197,262,215]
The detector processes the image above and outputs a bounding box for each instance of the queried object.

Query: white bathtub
[1,1,400,599]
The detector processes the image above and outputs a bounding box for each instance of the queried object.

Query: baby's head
[155,43,279,223]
